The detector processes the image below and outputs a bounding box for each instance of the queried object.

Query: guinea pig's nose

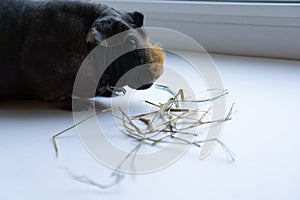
[137,83,153,90]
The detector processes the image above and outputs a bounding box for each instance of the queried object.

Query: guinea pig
[0,0,164,111]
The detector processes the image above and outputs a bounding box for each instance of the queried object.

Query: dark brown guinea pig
[0,0,164,111]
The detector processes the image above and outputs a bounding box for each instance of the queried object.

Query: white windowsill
[1,51,300,199]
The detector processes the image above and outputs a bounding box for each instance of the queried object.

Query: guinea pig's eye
[127,38,138,49]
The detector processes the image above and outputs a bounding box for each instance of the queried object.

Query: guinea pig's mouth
[96,80,154,97]
[136,83,153,90]
[107,82,154,93]
[106,84,127,96]
[96,81,126,97]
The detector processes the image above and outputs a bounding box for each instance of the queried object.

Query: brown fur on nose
[146,42,165,79]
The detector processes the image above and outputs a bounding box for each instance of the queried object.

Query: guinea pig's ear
[131,11,144,28]
[86,27,103,44]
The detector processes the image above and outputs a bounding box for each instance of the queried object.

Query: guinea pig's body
[0,0,164,110]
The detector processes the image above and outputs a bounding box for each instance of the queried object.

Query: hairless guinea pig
[0,0,164,110]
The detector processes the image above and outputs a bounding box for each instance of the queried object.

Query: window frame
[101,0,300,60]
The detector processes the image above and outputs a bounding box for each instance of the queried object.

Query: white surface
[1,52,300,200]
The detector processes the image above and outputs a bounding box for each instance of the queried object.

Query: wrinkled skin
[0,0,164,110]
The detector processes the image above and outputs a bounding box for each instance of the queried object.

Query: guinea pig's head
[86,6,164,96]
